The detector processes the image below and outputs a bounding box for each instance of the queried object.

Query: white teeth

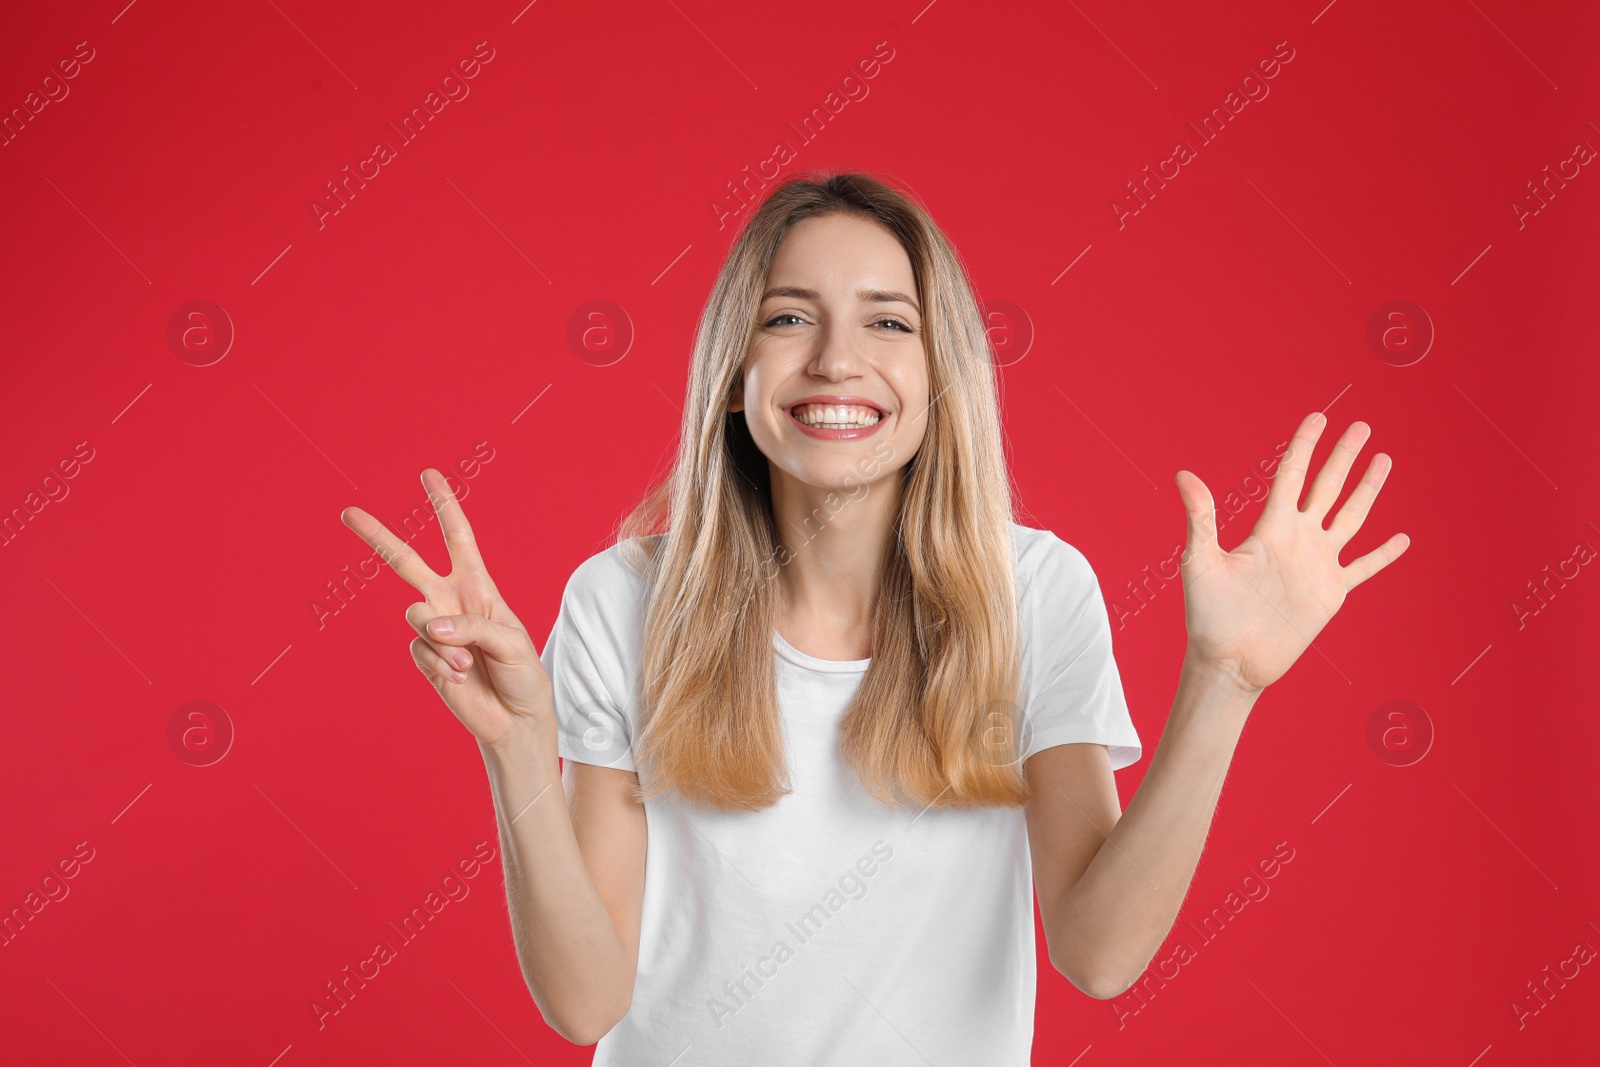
[792,403,882,428]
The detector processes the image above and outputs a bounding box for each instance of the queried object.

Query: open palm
[1175,412,1410,694]
[340,469,553,749]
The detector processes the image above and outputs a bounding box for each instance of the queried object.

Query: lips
[784,395,886,416]
[782,394,889,441]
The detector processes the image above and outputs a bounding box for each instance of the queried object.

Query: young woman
[340,172,1408,1064]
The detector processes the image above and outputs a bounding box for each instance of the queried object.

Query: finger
[406,602,476,672]
[1264,411,1329,515]
[1343,531,1411,591]
[341,505,443,595]
[1327,452,1394,548]
[1302,420,1372,523]
[422,468,487,577]
[411,635,468,688]
[1175,470,1225,573]
[422,611,536,667]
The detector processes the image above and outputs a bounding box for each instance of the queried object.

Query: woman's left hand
[1174,411,1411,695]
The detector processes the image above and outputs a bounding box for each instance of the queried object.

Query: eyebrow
[759,286,921,317]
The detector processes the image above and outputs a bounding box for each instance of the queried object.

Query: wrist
[479,717,558,771]
[1181,647,1265,701]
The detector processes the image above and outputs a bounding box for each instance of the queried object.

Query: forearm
[1047,648,1259,997]
[479,725,632,1042]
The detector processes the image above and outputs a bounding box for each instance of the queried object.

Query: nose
[807,320,866,381]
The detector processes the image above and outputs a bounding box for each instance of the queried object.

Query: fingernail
[431,618,454,635]
[452,649,470,669]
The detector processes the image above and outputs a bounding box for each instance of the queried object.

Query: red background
[2,0,1596,1063]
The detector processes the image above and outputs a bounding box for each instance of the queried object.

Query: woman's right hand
[341,469,554,751]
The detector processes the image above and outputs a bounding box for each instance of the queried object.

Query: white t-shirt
[542,522,1142,1066]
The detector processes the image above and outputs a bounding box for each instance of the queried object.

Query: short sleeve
[1014,528,1143,770]
[540,542,648,771]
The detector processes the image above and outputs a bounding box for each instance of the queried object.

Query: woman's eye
[763,314,912,332]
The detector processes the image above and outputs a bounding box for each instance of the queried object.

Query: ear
[728,374,744,413]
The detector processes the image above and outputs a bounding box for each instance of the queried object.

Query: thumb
[1175,470,1224,572]
[426,612,536,668]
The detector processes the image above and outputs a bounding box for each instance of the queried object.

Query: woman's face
[730,212,930,496]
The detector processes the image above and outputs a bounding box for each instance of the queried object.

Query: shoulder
[544,536,659,694]
[560,534,658,606]
[545,538,657,771]
[1009,522,1100,598]
[550,535,660,651]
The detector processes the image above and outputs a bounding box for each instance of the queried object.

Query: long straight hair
[616,171,1026,812]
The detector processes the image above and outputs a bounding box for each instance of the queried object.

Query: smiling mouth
[785,402,884,429]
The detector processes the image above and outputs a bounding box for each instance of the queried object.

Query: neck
[768,465,903,649]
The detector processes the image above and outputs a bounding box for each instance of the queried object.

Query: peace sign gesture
[1174,412,1411,695]
[341,469,553,750]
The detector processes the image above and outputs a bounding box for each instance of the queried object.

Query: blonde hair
[616,170,1025,812]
